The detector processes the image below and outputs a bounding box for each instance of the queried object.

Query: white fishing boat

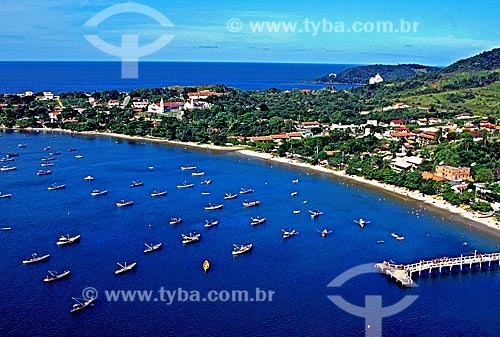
[130,181,144,187]
[192,171,205,176]
[37,170,51,176]
[169,217,182,225]
[1,165,16,171]
[144,243,162,253]
[290,191,298,196]
[177,181,194,189]
[391,233,405,241]
[232,243,253,256]
[250,217,266,225]
[240,188,254,194]
[41,163,54,167]
[201,192,210,195]
[150,190,167,197]
[71,297,95,314]
[18,144,27,148]
[309,210,323,219]
[292,210,301,214]
[115,262,137,275]
[84,175,94,181]
[41,157,55,161]
[1,227,13,230]
[0,158,14,162]
[204,203,223,210]
[74,155,84,159]
[57,234,81,246]
[282,229,299,239]
[48,183,66,190]
[201,179,212,185]
[292,179,299,183]
[44,270,70,282]
[22,253,50,264]
[116,200,133,207]
[243,200,260,207]
[182,232,201,244]
[49,151,62,156]
[204,219,219,228]
[354,218,369,228]
[91,189,107,196]
[224,193,238,200]
[181,166,196,170]
[0,192,12,198]
[318,229,332,237]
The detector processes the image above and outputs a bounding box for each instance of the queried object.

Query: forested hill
[314,64,440,84]
[442,48,500,74]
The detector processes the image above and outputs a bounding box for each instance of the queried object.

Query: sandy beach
[9,127,500,235]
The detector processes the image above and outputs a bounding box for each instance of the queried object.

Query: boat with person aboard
[48,183,66,190]
[309,210,323,219]
[182,232,201,244]
[22,253,50,264]
[115,262,137,275]
[91,189,107,196]
[240,188,254,194]
[116,200,133,207]
[232,243,253,256]
[251,217,266,225]
[243,200,260,207]
[144,243,162,253]
[44,270,70,282]
[282,229,299,239]
[204,203,223,210]
[56,234,81,246]
[224,193,238,200]
[70,297,95,314]
[177,181,194,189]
[169,217,183,225]
[354,218,369,228]
[318,229,332,237]
[37,170,51,176]
[204,219,219,228]
[150,190,167,197]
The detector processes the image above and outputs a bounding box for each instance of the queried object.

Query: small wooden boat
[318,229,332,237]
[201,192,210,195]
[391,233,405,241]
[74,155,84,159]
[292,210,301,214]
[177,181,194,189]
[6,153,19,157]
[37,170,51,176]
[377,240,385,244]
[1,227,13,231]
[282,229,299,239]
[0,193,12,198]
[48,183,66,190]
[44,270,70,282]
[41,163,54,167]
[292,179,299,183]
[144,243,162,253]
[243,200,260,208]
[1,166,16,171]
[44,146,51,151]
[201,179,212,185]
[116,200,133,207]
[23,253,50,264]
[0,158,14,162]
[203,260,210,272]
[204,219,219,228]
[181,166,196,170]
[151,190,167,197]
[250,217,266,225]
[71,297,95,314]
[182,232,201,244]
[169,217,182,225]
[115,262,137,275]
[84,175,94,181]
[18,144,27,148]
[49,151,62,156]
[204,203,223,210]
[232,244,253,256]
[192,171,205,176]
[240,188,254,194]
[354,218,369,228]
[41,157,55,161]
[91,189,108,196]
[290,191,298,197]
[309,210,323,219]
[224,193,238,200]
[130,181,144,187]
[68,148,77,152]
[57,234,81,246]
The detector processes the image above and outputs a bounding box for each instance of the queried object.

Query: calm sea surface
[0,62,357,94]
[0,130,499,336]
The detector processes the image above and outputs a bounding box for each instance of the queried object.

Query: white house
[38,92,55,101]
[369,74,384,85]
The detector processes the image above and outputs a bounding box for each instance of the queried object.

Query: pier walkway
[375,250,500,287]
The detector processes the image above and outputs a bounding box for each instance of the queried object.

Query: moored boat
[130,181,144,187]
[49,151,62,155]
[18,144,27,148]
[169,217,183,225]
[204,203,223,210]
[6,153,19,157]
[250,217,266,225]
[37,170,51,176]
[291,191,298,196]
[57,234,81,246]
[84,175,94,181]
[115,262,137,275]
[282,229,299,239]
[292,179,299,183]
[0,193,12,198]
[1,227,13,230]
[201,179,212,185]
[309,210,323,219]
[48,183,66,190]
[150,190,167,197]
[192,171,205,176]
[1,165,16,171]
[292,210,301,214]
[144,243,162,253]
[71,297,95,314]
[177,181,194,189]
[116,200,133,207]
[319,229,332,237]
[74,155,84,159]
[204,219,219,228]
[203,260,210,272]
[240,188,254,194]
[243,200,260,207]
[44,270,70,282]
[354,218,369,228]
[41,157,55,161]
[181,165,196,170]
[391,233,405,240]
[224,193,238,200]
[23,253,50,264]
[91,189,108,196]
[41,163,54,167]
[232,243,253,256]
[182,232,201,244]
[0,158,14,162]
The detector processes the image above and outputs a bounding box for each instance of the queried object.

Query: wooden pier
[375,250,500,287]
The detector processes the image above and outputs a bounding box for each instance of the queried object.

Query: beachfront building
[38,92,55,101]
[435,165,472,182]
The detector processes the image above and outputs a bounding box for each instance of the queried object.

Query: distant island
[314,64,441,85]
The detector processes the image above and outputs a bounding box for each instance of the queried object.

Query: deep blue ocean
[0,130,499,336]
[0,62,357,94]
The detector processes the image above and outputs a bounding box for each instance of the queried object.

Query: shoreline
[236,149,500,237]
[6,127,500,236]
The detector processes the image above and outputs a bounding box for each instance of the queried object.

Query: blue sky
[1,0,499,65]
